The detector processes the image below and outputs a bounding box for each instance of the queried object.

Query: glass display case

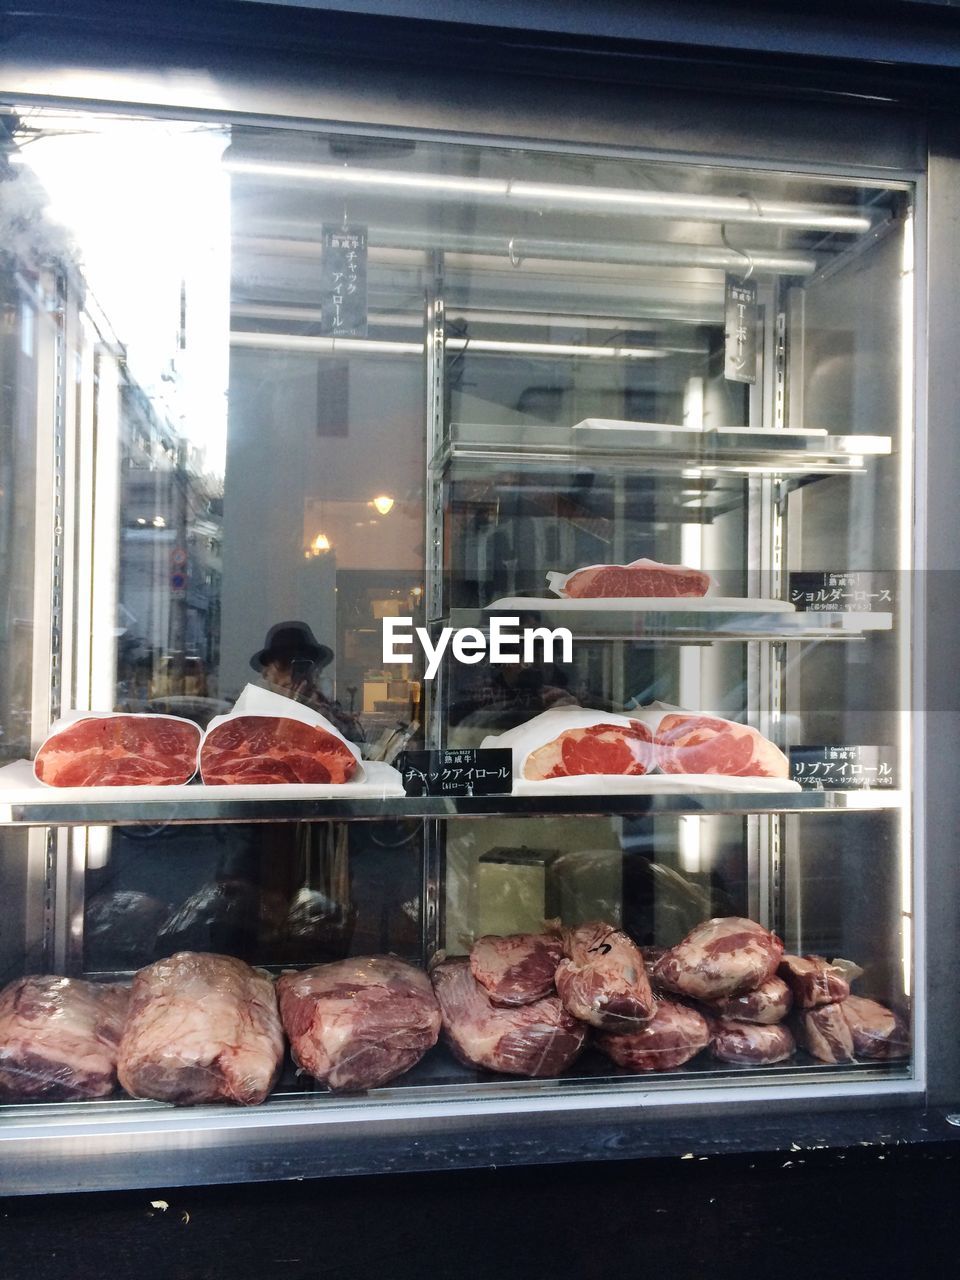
[0,59,945,1193]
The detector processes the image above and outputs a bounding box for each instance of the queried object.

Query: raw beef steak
[118,952,283,1105]
[654,714,789,778]
[705,975,793,1025]
[795,1003,856,1063]
[778,954,852,1009]
[558,558,711,599]
[522,721,654,781]
[277,956,441,1092]
[552,921,655,1028]
[654,917,783,1001]
[431,957,587,1078]
[0,976,129,1100]
[200,715,358,785]
[597,999,710,1071]
[840,996,909,1060]
[711,1021,795,1066]
[469,933,564,1006]
[34,715,200,787]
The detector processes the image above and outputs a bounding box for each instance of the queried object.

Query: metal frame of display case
[0,26,956,1197]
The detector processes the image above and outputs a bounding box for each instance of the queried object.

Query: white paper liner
[571,418,828,437]
[512,774,801,795]
[489,595,796,614]
[0,758,403,802]
[33,711,203,787]
[201,684,365,783]
[545,557,713,600]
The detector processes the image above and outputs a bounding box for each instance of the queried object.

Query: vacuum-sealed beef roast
[469,933,564,1007]
[431,957,587,1078]
[840,996,910,1060]
[705,975,793,1025]
[0,976,129,1100]
[795,1003,856,1064]
[118,952,283,1105]
[597,999,710,1071]
[654,917,783,1001]
[711,1021,796,1066]
[277,956,441,1092]
[34,713,200,787]
[778,954,855,1008]
[552,921,655,1028]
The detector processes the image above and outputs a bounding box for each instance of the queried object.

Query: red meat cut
[778,954,852,1009]
[705,975,793,1025]
[0,976,129,1100]
[34,715,200,787]
[597,999,711,1071]
[654,917,784,1001]
[552,921,655,1028]
[118,952,284,1105]
[431,957,587,1078]
[559,558,711,599]
[523,720,654,781]
[277,956,441,1092]
[711,1021,795,1065]
[200,715,358,785]
[655,713,789,778]
[795,1003,856,1063]
[840,996,909,1060]
[469,933,564,1006]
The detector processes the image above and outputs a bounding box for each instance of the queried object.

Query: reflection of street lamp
[371,494,394,515]
[305,532,332,558]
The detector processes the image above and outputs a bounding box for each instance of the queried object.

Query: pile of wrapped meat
[0,923,908,1106]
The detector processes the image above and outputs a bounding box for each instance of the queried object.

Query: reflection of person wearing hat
[251,620,364,743]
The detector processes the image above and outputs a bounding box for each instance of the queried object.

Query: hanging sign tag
[724,274,758,384]
[397,748,514,797]
[321,224,368,337]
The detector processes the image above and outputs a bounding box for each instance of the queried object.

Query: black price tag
[789,745,897,791]
[724,274,758,384]
[321,224,368,337]
[397,748,513,797]
[789,571,895,613]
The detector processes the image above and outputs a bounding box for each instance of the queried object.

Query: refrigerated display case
[0,21,957,1197]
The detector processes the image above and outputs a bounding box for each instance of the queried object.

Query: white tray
[512,773,801,796]
[0,759,405,802]
[486,596,796,613]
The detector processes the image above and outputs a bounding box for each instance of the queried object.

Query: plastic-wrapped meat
[0,976,129,1100]
[156,880,287,961]
[795,1003,856,1063]
[552,921,655,1028]
[84,890,168,968]
[655,714,789,778]
[118,952,283,1105]
[34,714,200,787]
[711,1021,795,1065]
[840,996,910,1060]
[705,976,793,1025]
[200,714,358,785]
[654,917,783,1001]
[640,945,669,980]
[597,999,710,1072]
[469,933,564,1006]
[277,956,441,1092]
[431,957,587,1078]
[523,721,654,781]
[778,954,853,1009]
[549,558,711,600]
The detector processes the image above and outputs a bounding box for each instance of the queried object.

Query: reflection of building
[117,380,223,703]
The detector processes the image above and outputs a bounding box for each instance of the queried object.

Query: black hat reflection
[250,621,334,675]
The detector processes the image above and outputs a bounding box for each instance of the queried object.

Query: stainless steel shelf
[446,605,892,642]
[436,421,892,476]
[0,788,904,827]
